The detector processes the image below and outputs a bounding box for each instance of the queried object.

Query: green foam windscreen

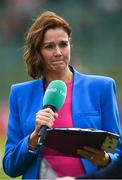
[43,80,67,111]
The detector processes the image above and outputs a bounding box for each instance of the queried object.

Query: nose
[53,46,62,56]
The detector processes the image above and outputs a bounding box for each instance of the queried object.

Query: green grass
[0,137,21,179]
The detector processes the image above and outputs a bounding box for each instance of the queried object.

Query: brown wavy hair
[24,11,72,79]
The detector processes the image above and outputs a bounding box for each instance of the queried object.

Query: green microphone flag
[43,80,67,111]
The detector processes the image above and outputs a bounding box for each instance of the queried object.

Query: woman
[3,11,122,179]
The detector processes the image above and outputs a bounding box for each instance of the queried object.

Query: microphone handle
[37,105,56,146]
[37,125,48,146]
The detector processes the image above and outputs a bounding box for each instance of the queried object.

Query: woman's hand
[29,108,58,149]
[77,146,110,167]
[35,108,58,134]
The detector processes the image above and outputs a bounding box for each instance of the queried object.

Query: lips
[52,60,64,64]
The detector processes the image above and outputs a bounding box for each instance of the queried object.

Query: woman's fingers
[77,149,92,160]
[77,146,110,166]
[35,108,58,130]
[37,108,55,117]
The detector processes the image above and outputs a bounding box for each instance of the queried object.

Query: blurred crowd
[0,105,8,138]
[1,0,122,41]
[0,0,41,41]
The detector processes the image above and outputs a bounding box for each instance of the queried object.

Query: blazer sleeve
[101,79,122,161]
[2,85,39,178]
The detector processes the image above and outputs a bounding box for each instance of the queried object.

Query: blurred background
[0,0,122,179]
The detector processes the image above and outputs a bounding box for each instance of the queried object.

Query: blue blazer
[3,67,122,179]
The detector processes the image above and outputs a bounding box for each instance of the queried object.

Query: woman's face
[41,27,71,73]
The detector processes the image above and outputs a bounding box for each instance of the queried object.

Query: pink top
[43,79,85,177]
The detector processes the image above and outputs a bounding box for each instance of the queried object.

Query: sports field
[0,137,9,179]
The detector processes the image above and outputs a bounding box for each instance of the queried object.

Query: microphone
[38,80,67,146]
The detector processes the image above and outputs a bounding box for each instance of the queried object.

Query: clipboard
[43,128,119,157]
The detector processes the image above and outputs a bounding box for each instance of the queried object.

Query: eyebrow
[43,40,69,45]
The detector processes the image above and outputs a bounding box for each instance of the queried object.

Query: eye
[44,44,54,49]
[59,41,68,48]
